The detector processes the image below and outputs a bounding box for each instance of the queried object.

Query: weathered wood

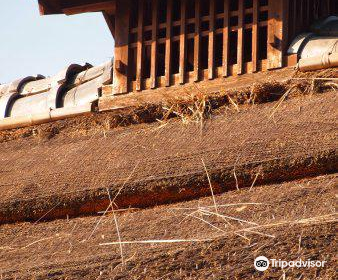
[208,0,215,80]
[130,20,269,48]
[284,54,298,67]
[179,0,186,84]
[222,0,229,77]
[113,0,131,94]
[237,0,244,75]
[62,1,116,15]
[100,66,295,110]
[103,12,115,37]
[193,0,200,82]
[136,0,144,91]
[114,56,297,93]
[305,0,310,27]
[293,0,297,36]
[300,0,304,31]
[165,0,173,87]
[150,0,158,89]
[267,0,286,69]
[252,0,259,73]
[282,0,289,55]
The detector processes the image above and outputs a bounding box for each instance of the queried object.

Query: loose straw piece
[107,188,125,266]
[200,208,258,225]
[201,158,219,215]
[290,77,338,81]
[100,239,212,246]
[249,172,260,191]
[88,161,139,240]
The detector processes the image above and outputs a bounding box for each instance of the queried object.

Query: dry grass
[99,203,336,249]
[1,68,336,144]
[162,85,211,130]
[96,157,336,256]
[157,69,337,129]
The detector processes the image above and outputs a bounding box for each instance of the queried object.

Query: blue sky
[0,1,114,83]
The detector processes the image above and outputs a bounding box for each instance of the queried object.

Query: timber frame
[38,0,337,94]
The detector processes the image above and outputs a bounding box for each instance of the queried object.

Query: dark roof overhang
[37,0,116,16]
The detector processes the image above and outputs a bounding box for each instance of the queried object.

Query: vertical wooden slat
[267,0,286,69]
[194,0,200,82]
[307,0,312,25]
[293,0,297,35]
[222,0,229,77]
[208,0,215,79]
[113,0,131,94]
[179,0,186,84]
[252,0,259,73]
[136,0,144,91]
[193,0,200,82]
[165,0,173,87]
[150,0,158,89]
[327,0,331,14]
[283,0,289,54]
[306,0,310,27]
[300,0,304,31]
[237,0,244,75]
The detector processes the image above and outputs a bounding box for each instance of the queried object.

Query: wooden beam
[208,0,215,80]
[267,0,286,69]
[103,12,115,37]
[150,0,158,89]
[237,0,244,75]
[62,1,116,15]
[252,0,259,73]
[222,0,229,77]
[38,0,61,15]
[136,0,144,91]
[165,0,173,87]
[179,0,187,84]
[193,0,200,82]
[113,0,131,94]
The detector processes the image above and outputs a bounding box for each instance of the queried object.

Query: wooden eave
[37,0,116,16]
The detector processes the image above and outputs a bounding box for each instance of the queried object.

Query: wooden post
[193,0,200,82]
[165,0,173,87]
[283,0,289,55]
[267,0,287,69]
[208,0,215,79]
[222,0,229,77]
[113,0,131,94]
[179,0,186,84]
[237,0,244,75]
[136,0,144,91]
[252,0,259,73]
[150,0,158,89]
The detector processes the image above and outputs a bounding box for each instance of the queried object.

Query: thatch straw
[201,158,219,215]
[100,238,212,246]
